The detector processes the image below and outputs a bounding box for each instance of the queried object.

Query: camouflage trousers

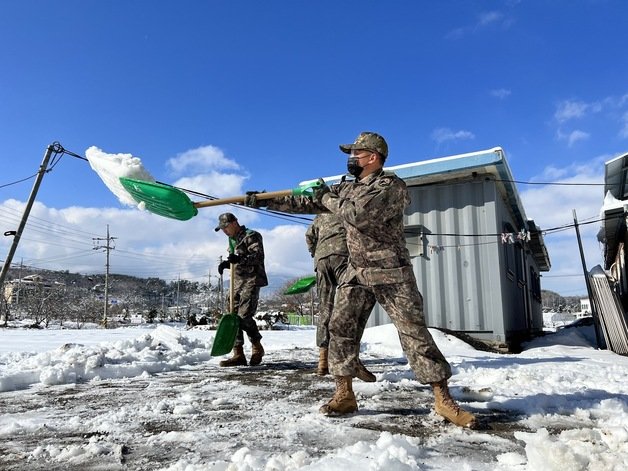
[232,279,263,346]
[329,268,452,384]
[315,254,348,347]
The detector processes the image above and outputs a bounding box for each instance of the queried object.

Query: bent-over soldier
[216,212,268,367]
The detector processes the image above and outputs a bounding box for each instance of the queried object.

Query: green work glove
[311,178,330,205]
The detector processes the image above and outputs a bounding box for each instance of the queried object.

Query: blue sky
[1,0,627,296]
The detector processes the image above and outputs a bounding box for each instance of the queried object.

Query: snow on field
[1,323,627,470]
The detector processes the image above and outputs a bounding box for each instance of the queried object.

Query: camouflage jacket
[228,226,268,287]
[267,169,413,283]
[304,213,349,264]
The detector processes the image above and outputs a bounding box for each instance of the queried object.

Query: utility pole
[573,209,602,348]
[176,274,181,320]
[0,144,58,315]
[208,269,212,315]
[93,225,116,327]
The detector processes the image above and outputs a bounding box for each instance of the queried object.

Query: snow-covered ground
[1,322,627,470]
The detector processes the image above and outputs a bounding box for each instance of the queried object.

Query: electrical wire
[0,143,612,283]
[0,173,39,189]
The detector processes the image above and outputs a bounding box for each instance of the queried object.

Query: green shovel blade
[210,313,240,356]
[119,177,198,221]
[284,275,316,295]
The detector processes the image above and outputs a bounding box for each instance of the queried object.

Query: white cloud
[554,100,590,123]
[1,143,315,294]
[478,11,503,26]
[520,158,607,295]
[261,224,312,277]
[446,10,513,39]
[444,28,465,40]
[431,128,475,144]
[552,94,628,145]
[173,172,248,199]
[568,130,590,146]
[0,197,312,292]
[490,88,511,99]
[553,98,607,124]
[166,145,240,176]
[620,111,628,139]
[556,129,590,147]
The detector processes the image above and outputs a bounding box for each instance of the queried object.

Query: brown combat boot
[317,348,329,376]
[319,376,358,416]
[356,359,376,382]
[249,341,265,366]
[219,345,247,367]
[432,380,476,428]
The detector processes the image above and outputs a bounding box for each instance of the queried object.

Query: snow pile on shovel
[85,146,155,207]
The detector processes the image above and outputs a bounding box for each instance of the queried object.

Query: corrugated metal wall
[367,179,510,343]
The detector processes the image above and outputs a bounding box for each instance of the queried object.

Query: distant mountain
[541,289,588,312]
[4,266,306,301]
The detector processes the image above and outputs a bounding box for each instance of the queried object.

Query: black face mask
[347,157,363,178]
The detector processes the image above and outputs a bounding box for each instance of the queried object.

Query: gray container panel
[368,180,504,338]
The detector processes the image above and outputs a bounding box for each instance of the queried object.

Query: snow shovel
[118,177,322,221]
[210,264,240,356]
[284,275,316,295]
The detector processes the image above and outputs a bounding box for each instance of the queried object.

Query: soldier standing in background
[246,132,476,428]
[305,213,375,382]
[216,212,268,367]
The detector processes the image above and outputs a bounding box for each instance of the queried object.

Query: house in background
[599,152,628,307]
[335,147,550,351]
[593,152,628,355]
[3,274,64,305]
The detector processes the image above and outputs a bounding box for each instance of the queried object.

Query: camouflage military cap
[339,131,388,158]
[214,212,237,232]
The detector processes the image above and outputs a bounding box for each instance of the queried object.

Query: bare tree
[0,294,10,327]
[270,278,318,324]
[19,285,66,327]
[68,295,103,329]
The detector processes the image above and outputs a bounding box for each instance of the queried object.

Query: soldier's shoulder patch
[377,174,396,187]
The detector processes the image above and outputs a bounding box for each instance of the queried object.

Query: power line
[496,178,605,187]
[0,173,39,189]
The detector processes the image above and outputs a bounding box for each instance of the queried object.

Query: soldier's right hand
[244,190,268,208]
[311,178,330,205]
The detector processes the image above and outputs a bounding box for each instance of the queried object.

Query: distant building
[594,152,628,355]
[599,152,628,308]
[580,298,591,315]
[3,274,65,305]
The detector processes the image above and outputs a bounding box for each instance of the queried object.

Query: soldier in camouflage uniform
[247,132,476,428]
[215,213,268,367]
[305,213,375,381]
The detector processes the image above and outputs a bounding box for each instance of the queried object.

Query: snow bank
[0,325,212,392]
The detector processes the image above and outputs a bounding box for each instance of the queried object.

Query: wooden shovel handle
[193,190,294,209]
[229,263,235,313]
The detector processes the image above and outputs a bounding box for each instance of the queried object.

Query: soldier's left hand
[218,260,230,275]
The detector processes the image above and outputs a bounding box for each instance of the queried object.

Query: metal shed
[363,147,551,350]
